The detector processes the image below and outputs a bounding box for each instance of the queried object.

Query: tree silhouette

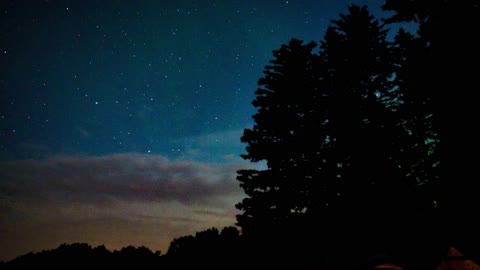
[113,245,160,268]
[383,0,480,266]
[236,4,445,268]
[165,226,243,268]
[309,5,412,266]
[166,235,197,260]
[1,243,163,269]
[235,38,318,238]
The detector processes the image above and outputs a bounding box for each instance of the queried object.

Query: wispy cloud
[0,153,243,206]
[0,153,250,261]
[176,129,247,163]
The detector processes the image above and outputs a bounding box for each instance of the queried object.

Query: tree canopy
[235,4,454,268]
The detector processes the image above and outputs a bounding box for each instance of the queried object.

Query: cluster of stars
[0,0,358,159]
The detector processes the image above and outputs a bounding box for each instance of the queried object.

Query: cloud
[176,129,247,163]
[0,153,244,206]
[0,153,251,261]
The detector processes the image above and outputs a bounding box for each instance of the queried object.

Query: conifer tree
[235,38,318,237]
[383,0,480,264]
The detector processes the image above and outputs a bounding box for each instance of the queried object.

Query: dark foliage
[383,0,480,268]
[0,243,162,269]
[163,227,247,269]
[236,5,425,268]
[236,2,480,269]
[0,227,245,269]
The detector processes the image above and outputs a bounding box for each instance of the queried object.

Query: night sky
[1,0,388,261]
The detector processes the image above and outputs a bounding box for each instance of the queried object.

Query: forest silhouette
[2,1,480,269]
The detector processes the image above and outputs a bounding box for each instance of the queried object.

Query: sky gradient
[0,0,388,261]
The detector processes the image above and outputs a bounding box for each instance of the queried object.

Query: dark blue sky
[0,0,388,161]
[0,0,393,261]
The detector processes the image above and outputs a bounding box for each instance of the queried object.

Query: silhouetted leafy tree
[236,5,438,268]
[165,226,243,268]
[219,226,240,239]
[382,0,480,267]
[113,245,160,268]
[166,235,197,260]
[1,243,162,269]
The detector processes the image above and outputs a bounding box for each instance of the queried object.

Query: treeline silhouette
[0,227,244,269]
[0,243,160,269]
[2,1,480,269]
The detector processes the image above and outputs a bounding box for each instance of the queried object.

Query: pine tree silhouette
[235,5,444,268]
